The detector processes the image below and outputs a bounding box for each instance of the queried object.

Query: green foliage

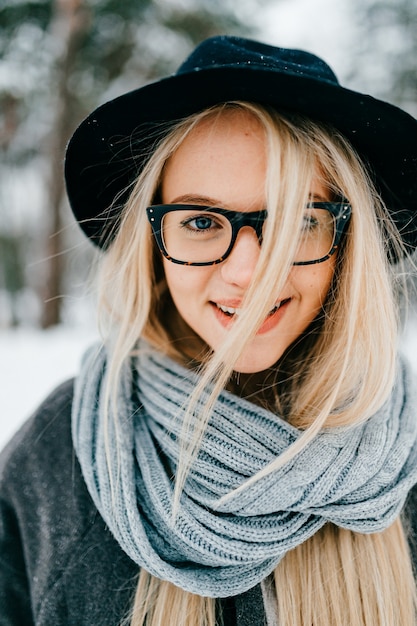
[0,0,261,144]
[0,1,52,36]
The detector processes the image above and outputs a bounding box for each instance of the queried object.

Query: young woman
[1,36,417,626]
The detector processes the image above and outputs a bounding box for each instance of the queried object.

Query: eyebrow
[169,193,272,211]
[168,192,331,208]
[168,194,224,206]
[309,192,330,202]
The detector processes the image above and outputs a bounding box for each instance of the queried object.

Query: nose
[220,226,261,288]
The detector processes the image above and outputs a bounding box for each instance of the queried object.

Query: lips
[211,298,291,333]
[214,299,290,317]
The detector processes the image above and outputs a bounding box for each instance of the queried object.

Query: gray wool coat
[1,380,416,625]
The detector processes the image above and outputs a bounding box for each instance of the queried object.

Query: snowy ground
[0,325,98,449]
[1,320,417,451]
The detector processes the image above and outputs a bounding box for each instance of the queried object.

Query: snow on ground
[0,325,98,450]
[1,320,417,451]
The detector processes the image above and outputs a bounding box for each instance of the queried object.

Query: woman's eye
[181,215,221,232]
[189,216,214,230]
[301,215,319,231]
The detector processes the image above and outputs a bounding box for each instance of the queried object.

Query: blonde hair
[96,102,416,625]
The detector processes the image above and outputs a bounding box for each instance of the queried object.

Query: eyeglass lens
[161,207,336,264]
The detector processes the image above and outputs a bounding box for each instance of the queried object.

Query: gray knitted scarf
[72,342,417,598]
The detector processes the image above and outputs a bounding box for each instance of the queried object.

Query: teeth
[216,301,285,316]
[217,304,242,315]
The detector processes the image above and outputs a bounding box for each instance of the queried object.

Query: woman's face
[160,110,336,373]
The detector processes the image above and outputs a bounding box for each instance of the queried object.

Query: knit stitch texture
[72,343,417,597]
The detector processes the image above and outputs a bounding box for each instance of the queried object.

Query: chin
[230,352,283,374]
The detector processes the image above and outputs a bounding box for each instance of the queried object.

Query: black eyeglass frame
[146,202,352,266]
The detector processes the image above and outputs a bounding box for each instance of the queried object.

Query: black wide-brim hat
[65,35,417,255]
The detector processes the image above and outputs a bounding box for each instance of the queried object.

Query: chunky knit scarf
[72,342,417,598]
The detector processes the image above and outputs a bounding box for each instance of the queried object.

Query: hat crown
[177,35,339,86]
[65,35,417,255]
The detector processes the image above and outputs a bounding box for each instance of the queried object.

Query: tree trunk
[41,0,90,328]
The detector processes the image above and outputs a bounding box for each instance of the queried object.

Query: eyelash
[181,215,223,232]
[302,215,319,231]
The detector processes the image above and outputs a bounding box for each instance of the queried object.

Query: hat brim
[65,66,417,253]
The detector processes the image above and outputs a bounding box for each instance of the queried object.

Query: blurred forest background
[0,0,416,329]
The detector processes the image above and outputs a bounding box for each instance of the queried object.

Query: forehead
[161,109,268,209]
[161,108,330,206]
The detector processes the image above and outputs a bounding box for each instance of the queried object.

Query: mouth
[214,299,291,318]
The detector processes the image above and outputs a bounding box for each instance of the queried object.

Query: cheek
[163,264,186,306]
[162,261,212,307]
[320,257,337,295]
[291,259,336,303]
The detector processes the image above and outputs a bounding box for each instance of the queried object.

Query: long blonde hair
[96,102,416,625]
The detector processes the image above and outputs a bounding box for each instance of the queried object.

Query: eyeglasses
[146,202,352,266]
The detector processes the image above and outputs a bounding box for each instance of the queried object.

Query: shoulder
[0,381,88,611]
[0,378,87,553]
[0,379,75,488]
[0,379,138,623]
[1,377,74,454]
[0,378,97,541]
[0,380,77,620]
